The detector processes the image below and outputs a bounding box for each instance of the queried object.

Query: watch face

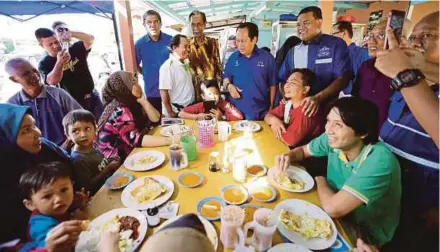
[401,71,414,82]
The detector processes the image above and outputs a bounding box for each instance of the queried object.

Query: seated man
[6,57,82,145]
[275,97,401,247]
[159,34,195,117]
[178,79,243,121]
[264,69,323,148]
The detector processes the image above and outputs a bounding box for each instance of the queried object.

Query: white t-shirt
[159,54,195,116]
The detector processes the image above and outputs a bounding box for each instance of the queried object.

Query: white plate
[233,121,261,132]
[268,243,312,252]
[160,125,191,137]
[121,175,174,210]
[124,151,165,171]
[273,199,337,250]
[156,214,218,250]
[268,166,314,193]
[75,208,148,252]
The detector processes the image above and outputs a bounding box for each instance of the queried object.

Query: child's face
[66,121,96,148]
[284,72,309,100]
[24,177,74,216]
[202,87,220,104]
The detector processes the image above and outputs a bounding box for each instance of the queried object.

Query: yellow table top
[86,120,353,251]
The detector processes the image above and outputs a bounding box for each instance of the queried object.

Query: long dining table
[85,120,355,251]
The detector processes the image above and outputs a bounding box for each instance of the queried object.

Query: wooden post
[113,0,136,72]
[319,0,334,35]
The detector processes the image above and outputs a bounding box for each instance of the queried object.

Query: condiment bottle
[146,205,160,227]
[209,152,220,172]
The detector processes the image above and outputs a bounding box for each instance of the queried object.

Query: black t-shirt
[38,41,95,100]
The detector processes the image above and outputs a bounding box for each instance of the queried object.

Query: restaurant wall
[345,1,410,24]
[408,1,439,28]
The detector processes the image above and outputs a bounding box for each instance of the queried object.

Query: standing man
[223,22,277,120]
[36,23,103,119]
[332,21,370,96]
[279,6,352,117]
[135,10,172,113]
[188,10,223,101]
[159,35,195,117]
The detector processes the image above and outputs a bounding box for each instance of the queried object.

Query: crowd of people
[0,4,438,252]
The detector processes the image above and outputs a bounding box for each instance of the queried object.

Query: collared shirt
[7,85,82,145]
[159,54,195,116]
[188,36,223,100]
[278,34,351,95]
[135,32,172,98]
[308,133,401,246]
[379,84,439,208]
[223,47,277,120]
[355,58,393,129]
[342,43,370,94]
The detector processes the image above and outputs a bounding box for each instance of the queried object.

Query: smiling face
[325,107,364,151]
[190,14,206,38]
[9,61,42,98]
[16,114,42,154]
[202,86,220,104]
[173,37,190,60]
[297,12,322,42]
[23,177,74,217]
[367,22,386,57]
[284,72,310,100]
[409,15,439,64]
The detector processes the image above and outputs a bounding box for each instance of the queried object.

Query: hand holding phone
[384,10,406,50]
[203,100,216,113]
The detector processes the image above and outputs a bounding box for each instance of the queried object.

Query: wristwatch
[391,69,425,91]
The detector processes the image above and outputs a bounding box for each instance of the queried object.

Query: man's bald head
[420,11,439,29]
[5,57,42,98]
[410,11,439,64]
[5,58,31,76]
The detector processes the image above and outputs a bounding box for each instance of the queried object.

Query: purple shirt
[355,58,393,129]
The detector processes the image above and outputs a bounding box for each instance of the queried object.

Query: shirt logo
[62,57,79,72]
[234,60,239,67]
[257,61,265,67]
[317,46,331,57]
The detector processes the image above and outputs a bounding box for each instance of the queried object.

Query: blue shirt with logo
[278,34,351,95]
[224,47,277,120]
[8,85,82,145]
[343,42,370,94]
[135,32,172,98]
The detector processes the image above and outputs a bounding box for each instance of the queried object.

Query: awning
[0,0,114,22]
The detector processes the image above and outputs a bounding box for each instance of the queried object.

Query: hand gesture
[300,96,320,117]
[107,156,121,172]
[72,188,90,210]
[45,220,83,252]
[57,49,71,66]
[355,238,379,252]
[196,113,210,120]
[210,108,223,120]
[228,84,242,99]
[98,231,120,252]
[270,118,286,140]
[274,154,290,174]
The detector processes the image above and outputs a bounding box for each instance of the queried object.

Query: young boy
[178,80,244,121]
[264,69,323,148]
[19,162,88,250]
[62,109,120,194]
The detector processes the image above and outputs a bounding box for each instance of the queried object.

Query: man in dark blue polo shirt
[279,6,352,116]
[223,22,277,120]
[135,10,172,113]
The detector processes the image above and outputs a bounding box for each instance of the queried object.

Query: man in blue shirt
[223,22,277,120]
[135,10,172,113]
[332,21,370,96]
[279,6,352,117]
[5,58,82,145]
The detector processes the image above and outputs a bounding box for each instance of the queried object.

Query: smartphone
[384,10,406,49]
[160,118,184,127]
[203,100,216,113]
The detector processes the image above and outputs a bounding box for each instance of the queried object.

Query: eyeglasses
[408,32,438,45]
[366,31,386,41]
[57,27,69,33]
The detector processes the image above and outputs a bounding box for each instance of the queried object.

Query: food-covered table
[85,120,354,251]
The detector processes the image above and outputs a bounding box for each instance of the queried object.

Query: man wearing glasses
[332,21,370,97]
[135,10,172,114]
[37,22,103,119]
[278,6,352,118]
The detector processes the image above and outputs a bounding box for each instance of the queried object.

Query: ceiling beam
[146,0,187,24]
[334,2,368,9]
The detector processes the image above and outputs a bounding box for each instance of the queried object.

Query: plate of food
[178,171,204,188]
[197,196,226,221]
[246,164,268,177]
[221,184,249,205]
[121,175,174,210]
[268,243,312,252]
[156,214,218,250]
[233,121,261,132]
[268,166,314,193]
[105,172,135,190]
[273,199,337,250]
[248,185,277,203]
[160,125,191,137]
[241,203,262,223]
[75,208,148,252]
[124,151,165,171]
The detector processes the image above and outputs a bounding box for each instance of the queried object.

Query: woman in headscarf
[96,71,177,160]
[0,104,70,244]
